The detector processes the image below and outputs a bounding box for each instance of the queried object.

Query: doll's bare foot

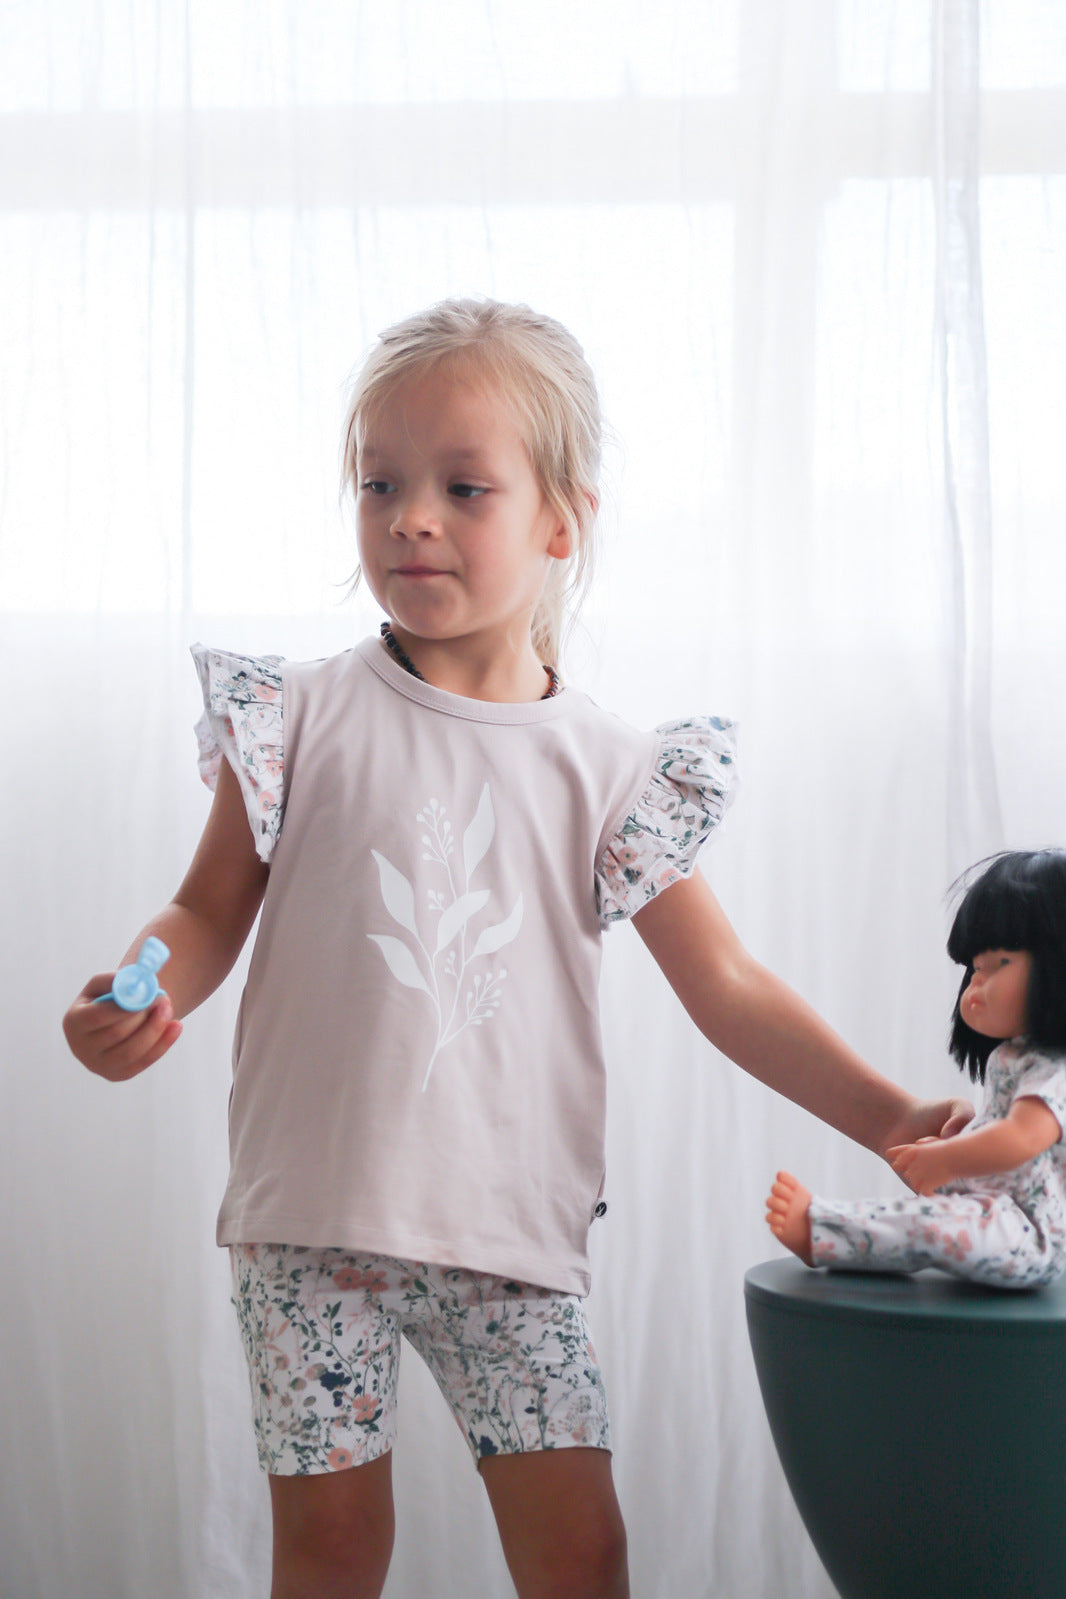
[765,1172,814,1266]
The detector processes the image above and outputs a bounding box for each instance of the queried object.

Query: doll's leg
[809,1189,1060,1287]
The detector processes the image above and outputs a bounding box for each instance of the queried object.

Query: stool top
[745,1256,1066,1327]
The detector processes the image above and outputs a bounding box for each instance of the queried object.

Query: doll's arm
[631,871,974,1157]
[887,1097,1062,1194]
[63,759,269,1082]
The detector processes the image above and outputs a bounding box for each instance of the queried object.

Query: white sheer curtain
[4,2,1066,1595]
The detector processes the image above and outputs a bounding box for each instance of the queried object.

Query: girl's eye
[450,483,487,499]
[360,478,393,495]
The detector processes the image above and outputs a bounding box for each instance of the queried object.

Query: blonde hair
[341,298,602,670]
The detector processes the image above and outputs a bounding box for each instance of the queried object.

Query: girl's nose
[390,495,442,539]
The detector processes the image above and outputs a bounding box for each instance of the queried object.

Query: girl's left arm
[631,871,974,1157]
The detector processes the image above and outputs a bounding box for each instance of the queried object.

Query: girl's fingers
[98,998,175,1068]
[939,1100,975,1139]
[127,1018,184,1074]
[70,977,151,1038]
[65,977,181,1080]
[63,982,131,1060]
[82,997,178,1080]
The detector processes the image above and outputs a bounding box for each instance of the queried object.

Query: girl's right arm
[632,870,974,1156]
[63,760,269,1082]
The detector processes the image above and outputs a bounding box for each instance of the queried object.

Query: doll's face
[960,949,1032,1040]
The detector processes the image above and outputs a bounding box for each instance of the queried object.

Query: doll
[767,850,1066,1288]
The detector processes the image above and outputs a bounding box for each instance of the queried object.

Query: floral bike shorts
[230,1244,612,1475]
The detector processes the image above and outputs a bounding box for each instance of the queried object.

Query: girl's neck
[380,622,559,704]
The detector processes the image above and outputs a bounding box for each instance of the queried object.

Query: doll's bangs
[947,852,1066,967]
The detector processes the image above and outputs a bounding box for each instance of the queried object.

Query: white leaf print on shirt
[470,897,525,959]
[462,785,495,880]
[370,850,420,935]
[365,934,431,995]
[435,890,491,953]
[367,785,523,1091]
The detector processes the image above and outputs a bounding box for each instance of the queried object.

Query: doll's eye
[974,951,1017,973]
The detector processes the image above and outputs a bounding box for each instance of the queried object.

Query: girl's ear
[546,490,595,562]
[546,520,572,561]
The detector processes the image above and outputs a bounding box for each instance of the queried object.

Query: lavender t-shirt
[193,636,736,1294]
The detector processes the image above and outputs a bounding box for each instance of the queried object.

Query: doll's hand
[886,1139,958,1196]
[63,975,183,1081]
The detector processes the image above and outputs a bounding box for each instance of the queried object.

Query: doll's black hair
[947,850,1066,1083]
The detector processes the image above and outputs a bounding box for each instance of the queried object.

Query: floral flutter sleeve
[191,643,286,864]
[595,716,738,926]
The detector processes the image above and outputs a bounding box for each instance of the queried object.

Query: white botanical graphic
[367,784,523,1091]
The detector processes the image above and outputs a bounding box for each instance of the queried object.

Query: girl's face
[355,365,569,666]
[960,949,1032,1040]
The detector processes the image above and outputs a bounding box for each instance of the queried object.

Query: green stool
[745,1258,1066,1599]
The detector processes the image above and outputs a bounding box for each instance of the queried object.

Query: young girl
[768,850,1066,1290]
[64,298,971,1599]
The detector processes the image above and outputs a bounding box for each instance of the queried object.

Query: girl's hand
[61,760,268,1083]
[63,976,184,1081]
[876,1095,974,1159]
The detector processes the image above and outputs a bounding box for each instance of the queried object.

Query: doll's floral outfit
[810,1042,1066,1288]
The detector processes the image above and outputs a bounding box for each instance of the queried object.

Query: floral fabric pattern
[191,644,285,863]
[596,715,738,926]
[809,1043,1066,1289]
[231,1244,611,1475]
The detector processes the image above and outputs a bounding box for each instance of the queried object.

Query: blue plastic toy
[94,936,170,1011]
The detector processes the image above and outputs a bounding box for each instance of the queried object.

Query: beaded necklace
[380,621,560,699]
